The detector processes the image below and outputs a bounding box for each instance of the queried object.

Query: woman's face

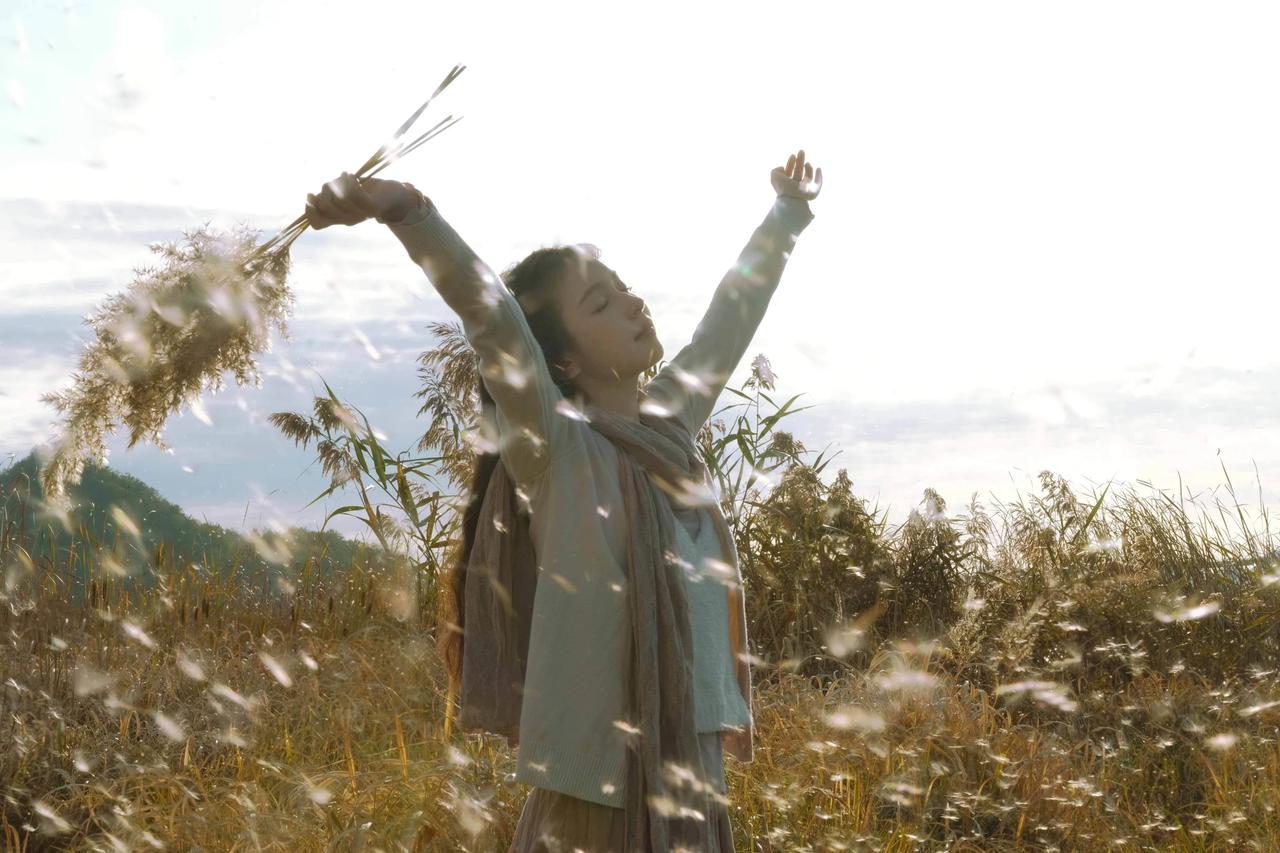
[553,255,663,383]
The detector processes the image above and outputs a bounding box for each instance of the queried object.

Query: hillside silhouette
[1,449,393,600]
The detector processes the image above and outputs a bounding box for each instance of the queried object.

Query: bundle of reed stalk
[37,65,467,508]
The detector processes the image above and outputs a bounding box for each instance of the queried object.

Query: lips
[634,321,655,341]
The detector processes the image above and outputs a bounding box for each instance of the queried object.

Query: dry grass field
[5,358,1278,851]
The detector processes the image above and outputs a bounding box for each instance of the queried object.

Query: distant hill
[0,450,395,600]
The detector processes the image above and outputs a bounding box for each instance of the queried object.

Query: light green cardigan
[386,192,814,808]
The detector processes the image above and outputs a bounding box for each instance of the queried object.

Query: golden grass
[2,537,1278,851]
[9,355,1280,850]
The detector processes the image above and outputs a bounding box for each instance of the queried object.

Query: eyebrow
[577,270,619,308]
[577,281,607,308]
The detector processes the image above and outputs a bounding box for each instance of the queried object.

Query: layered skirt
[508,731,737,852]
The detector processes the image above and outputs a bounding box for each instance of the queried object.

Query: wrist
[772,194,815,233]
[376,183,429,225]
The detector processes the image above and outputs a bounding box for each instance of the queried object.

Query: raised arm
[389,193,582,488]
[304,174,576,491]
[645,149,823,436]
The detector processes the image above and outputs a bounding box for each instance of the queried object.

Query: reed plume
[38,65,467,506]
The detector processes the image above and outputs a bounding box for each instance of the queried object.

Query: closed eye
[593,279,632,313]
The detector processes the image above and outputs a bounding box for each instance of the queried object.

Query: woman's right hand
[304,173,424,228]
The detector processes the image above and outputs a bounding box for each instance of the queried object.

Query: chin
[641,340,664,370]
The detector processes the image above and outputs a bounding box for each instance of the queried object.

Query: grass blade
[354,64,466,177]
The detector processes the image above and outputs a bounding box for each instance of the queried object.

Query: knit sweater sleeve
[383,194,579,489]
[644,194,815,436]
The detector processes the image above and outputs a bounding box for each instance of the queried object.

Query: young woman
[305,149,822,851]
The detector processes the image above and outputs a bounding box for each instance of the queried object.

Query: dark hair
[437,243,599,697]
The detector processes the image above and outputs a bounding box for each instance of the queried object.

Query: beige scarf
[454,393,753,851]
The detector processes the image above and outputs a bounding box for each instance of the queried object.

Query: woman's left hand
[771,148,823,201]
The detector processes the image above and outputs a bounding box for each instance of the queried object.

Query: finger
[786,153,795,174]
[814,166,823,192]
[320,176,366,224]
[804,162,813,182]
[352,181,379,216]
[319,180,356,223]
[336,172,377,217]
[314,185,353,225]
[796,149,806,181]
[305,193,331,229]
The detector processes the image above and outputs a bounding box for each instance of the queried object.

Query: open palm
[771,148,823,201]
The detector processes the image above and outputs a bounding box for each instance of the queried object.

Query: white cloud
[0,354,70,452]
[4,0,1280,532]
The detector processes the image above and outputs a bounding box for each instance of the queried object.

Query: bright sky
[2,0,1278,541]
